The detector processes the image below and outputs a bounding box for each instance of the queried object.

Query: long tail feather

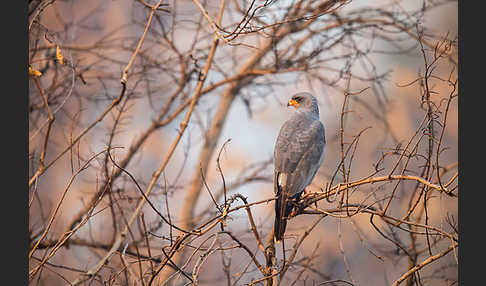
[274,191,302,242]
[274,192,288,242]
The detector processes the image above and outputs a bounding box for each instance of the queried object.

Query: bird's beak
[287,98,299,107]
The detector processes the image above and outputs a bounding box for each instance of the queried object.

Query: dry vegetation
[29,0,458,285]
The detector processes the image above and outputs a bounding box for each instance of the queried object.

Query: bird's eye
[293,96,303,102]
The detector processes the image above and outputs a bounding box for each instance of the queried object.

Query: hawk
[274,92,326,242]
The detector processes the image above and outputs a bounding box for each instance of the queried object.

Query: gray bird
[274,92,326,242]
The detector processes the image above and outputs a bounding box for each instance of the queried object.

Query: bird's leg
[289,190,306,217]
[289,203,299,217]
[301,187,318,208]
[300,186,311,199]
[302,186,319,210]
[307,186,318,208]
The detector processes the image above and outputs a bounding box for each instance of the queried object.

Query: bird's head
[287,92,319,116]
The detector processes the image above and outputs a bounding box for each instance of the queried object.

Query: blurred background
[29,0,458,285]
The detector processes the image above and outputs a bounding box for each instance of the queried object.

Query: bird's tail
[274,191,288,243]
[274,191,302,243]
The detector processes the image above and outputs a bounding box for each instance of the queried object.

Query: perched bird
[273,92,326,242]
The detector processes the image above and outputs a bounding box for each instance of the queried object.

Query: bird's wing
[274,116,326,195]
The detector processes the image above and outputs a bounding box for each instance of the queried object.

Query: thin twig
[391,242,458,286]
